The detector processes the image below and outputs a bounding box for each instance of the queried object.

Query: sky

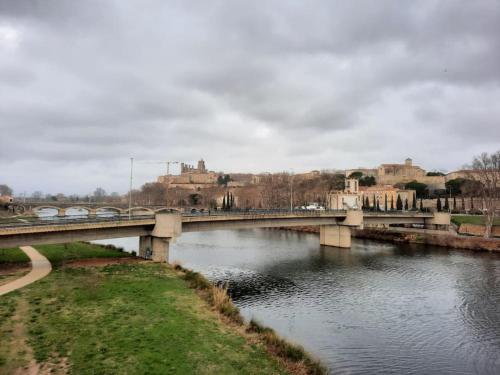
[0,0,499,196]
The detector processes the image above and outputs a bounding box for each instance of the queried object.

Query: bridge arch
[32,206,60,216]
[96,207,124,215]
[65,206,93,216]
[124,207,155,215]
[154,208,180,214]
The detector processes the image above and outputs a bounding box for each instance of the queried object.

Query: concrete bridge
[0,210,450,262]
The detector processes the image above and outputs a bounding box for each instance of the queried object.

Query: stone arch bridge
[16,204,175,217]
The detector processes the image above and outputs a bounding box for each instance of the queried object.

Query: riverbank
[0,243,326,374]
[280,226,500,252]
[352,228,500,251]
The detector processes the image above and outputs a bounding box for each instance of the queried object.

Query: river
[96,229,500,374]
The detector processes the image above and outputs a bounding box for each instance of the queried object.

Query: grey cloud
[0,0,499,194]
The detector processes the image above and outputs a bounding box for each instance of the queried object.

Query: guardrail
[0,215,155,229]
[182,209,348,217]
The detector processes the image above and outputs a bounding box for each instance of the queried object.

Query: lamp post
[128,157,134,219]
[290,169,294,212]
[449,186,452,213]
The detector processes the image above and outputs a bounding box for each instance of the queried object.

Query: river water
[95,229,500,374]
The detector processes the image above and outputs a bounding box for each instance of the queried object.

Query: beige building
[158,159,218,190]
[348,158,445,191]
[327,178,363,210]
[0,195,13,205]
[360,185,416,210]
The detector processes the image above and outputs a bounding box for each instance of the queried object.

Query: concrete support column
[151,237,170,263]
[139,235,152,259]
[57,208,66,217]
[320,225,352,248]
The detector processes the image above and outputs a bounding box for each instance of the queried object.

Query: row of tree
[362,193,418,211]
[221,191,235,210]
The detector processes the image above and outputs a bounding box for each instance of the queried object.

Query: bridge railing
[0,214,155,229]
[181,208,349,217]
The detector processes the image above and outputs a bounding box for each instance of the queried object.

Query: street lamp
[290,169,294,212]
[128,157,134,219]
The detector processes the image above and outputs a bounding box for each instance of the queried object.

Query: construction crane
[140,160,181,175]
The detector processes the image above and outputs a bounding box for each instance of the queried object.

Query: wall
[352,228,500,252]
[458,224,500,238]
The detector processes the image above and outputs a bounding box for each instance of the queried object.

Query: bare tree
[469,151,500,238]
[0,184,13,196]
[259,173,290,209]
[93,187,107,202]
[31,191,43,200]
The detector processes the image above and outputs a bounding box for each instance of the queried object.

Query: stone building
[327,178,363,210]
[0,195,13,205]
[327,176,417,211]
[360,185,416,210]
[158,159,218,190]
[180,159,207,174]
[347,158,446,191]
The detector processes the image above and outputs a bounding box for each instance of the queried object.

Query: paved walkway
[0,246,51,296]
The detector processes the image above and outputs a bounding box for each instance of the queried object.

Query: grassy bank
[1,263,290,374]
[0,247,30,264]
[0,243,129,266]
[36,242,131,266]
[0,243,327,374]
[174,264,327,375]
[451,215,500,226]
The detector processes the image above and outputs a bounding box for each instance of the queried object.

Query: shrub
[247,319,327,374]
[183,270,212,290]
[210,284,243,324]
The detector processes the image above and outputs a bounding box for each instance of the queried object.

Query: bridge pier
[320,225,352,248]
[139,235,152,259]
[57,208,66,217]
[151,237,170,263]
[138,213,182,263]
[138,235,171,262]
[424,212,451,231]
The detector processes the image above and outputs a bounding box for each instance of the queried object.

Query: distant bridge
[12,203,174,216]
[0,209,450,262]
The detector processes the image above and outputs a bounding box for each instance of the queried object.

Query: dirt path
[0,246,51,296]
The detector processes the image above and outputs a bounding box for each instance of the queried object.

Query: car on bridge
[300,203,326,211]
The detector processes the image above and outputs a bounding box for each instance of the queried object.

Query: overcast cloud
[0,0,499,195]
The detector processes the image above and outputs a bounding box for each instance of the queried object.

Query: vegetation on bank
[452,215,500,227]
[0,243,327,374]
[0,263,289,374]
[173,263,327,375]
[35,242,130,266]
[0,247,30,264]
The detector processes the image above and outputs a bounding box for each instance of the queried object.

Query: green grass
[0,293,18,368]
[451,215,500,226]
[0,248,30,264]
[35,242,130,266]
[3,263,287,375]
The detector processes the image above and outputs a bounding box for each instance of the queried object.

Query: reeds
[210,283,243,324]
[172,263,327,375]
[248,319,327,374]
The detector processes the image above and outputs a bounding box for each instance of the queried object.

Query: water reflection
[99,229,500,375]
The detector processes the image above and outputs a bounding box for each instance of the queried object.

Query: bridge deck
[0,210,438,249]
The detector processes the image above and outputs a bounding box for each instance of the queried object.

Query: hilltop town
[1,157,484,214]
[148,158,476,210]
